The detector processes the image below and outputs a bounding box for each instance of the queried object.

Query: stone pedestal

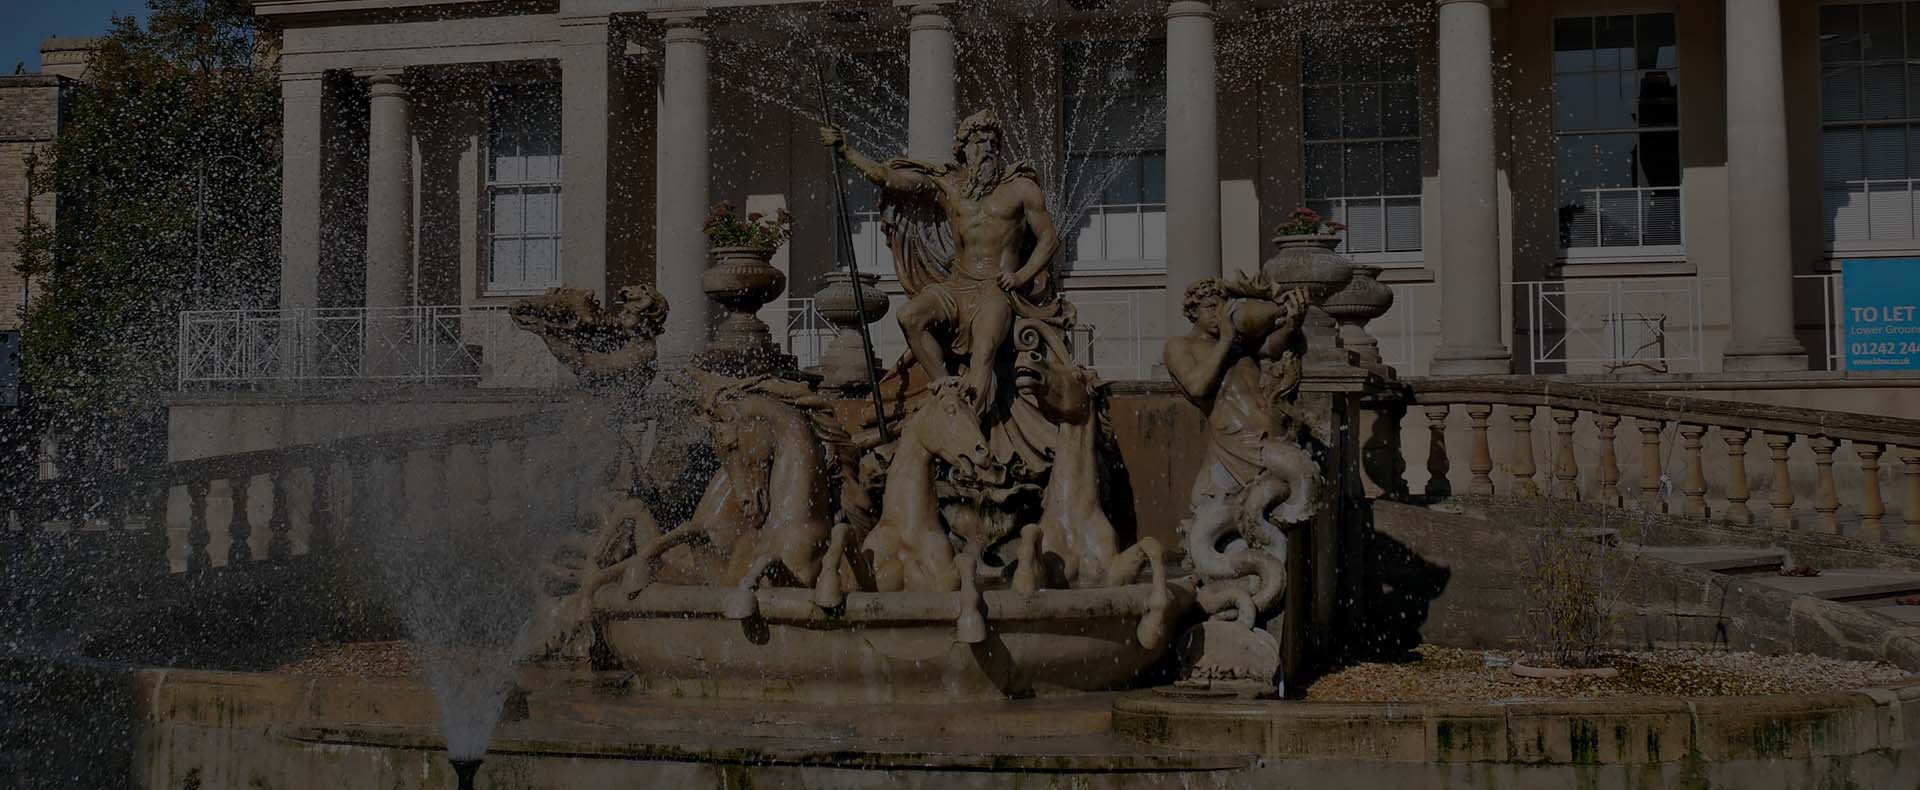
[812,271,889,392]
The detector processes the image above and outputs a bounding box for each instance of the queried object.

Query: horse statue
[559,373,861,622]
[1006,319,1171,649]
[859,378,1000,642]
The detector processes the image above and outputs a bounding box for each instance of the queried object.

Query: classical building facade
[243,0,1903,386]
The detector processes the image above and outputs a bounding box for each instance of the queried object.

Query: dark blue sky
[3,1,150,74]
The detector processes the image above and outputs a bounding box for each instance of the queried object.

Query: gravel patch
[1304,646,1912,703]
[275,640,420,679]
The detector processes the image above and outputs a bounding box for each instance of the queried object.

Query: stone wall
[0,76,64,331]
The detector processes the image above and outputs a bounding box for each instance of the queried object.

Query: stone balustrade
[6,411,570,576]
[1387,379,1920,541]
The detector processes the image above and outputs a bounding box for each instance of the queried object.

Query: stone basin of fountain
[592,579,1196,703]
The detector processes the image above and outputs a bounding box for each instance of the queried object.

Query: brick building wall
[0,76,65,331]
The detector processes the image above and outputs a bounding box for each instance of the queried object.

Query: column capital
[652,10,708,26]
[1165,0,1214,20]
[365,72,408,98]
[906,4,954,32]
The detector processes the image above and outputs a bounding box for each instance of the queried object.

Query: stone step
[1860,601,1920,625]
[1632,545,1788,575]
[1750,569,1920,602]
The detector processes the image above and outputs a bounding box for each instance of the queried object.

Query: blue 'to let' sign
[1843,258,1920,371]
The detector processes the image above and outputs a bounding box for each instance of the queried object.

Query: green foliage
[19,0,281,438]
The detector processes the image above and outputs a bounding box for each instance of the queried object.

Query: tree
[18,0,280,472]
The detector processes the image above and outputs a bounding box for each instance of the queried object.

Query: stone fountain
[506,109,1328,708]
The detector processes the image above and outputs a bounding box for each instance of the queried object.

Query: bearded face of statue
[962,127,1003,195]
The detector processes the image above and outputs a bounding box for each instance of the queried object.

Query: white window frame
[1819,0,1920,251]
[1301,24,1425,266]
[482,83,563,297]
[1062,39,1167,275]
[1551,12,1685,262]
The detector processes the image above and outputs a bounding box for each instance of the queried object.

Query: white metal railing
[1559,185,1683,252]
[178,306,508,388]
[1513,277,1718,374]
[779,297,835,371]
[1064,289,1152,380]
[1796,272,1844,371]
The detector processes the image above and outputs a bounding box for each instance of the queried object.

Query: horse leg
[812,522,851,609]
[1011,524,1042,595]
[1103,537,1171,649]
[724,552,778,621]
[954,549,986,644]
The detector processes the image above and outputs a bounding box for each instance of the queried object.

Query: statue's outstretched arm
[820,126,932,194]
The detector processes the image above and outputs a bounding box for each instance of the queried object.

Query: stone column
[656,15,711,364]
[561,15,622,301]
[1165,0,1221,336]
[1721,0,1807,371]
[280,74,325,310]
[1430,0,1510,376]
[904,2,956,163]
[365,72,412,308]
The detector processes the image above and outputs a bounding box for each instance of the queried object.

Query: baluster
[310,462,337,557]
[510,436,534,510]
[1466,405,1494,496]
[1810,436,1840,534]
[1857,443,1886,541]
[144,479,169,576]
[1551,408,1580,500]
[1638,419,1666,513]
[349,453,374,545]
[472,443,495,524]
[267,468,293,561]
[1724,429,1753,526]
[386,449,409,531]
[1593,414,1622,506]
[428,445,451,531]
[186,479,211,573]
[1678,423,1708,518]
[226,474,253,564]
[1766,433,1797,529]
[1510,406,1539,498]
[1903,450,1920,543]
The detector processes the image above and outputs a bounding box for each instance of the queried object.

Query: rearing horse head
[902,378,995,482]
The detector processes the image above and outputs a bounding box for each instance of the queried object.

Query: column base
[1720,352,1809,372]
[1428,343,1512,377]
[1721,336,1808,372]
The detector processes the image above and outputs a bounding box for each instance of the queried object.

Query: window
[486,83,562,294]
[1552,14,1682,255]
[1062,40,1167,273]
[1302,25,1422,258]
[1820,2,1920,242]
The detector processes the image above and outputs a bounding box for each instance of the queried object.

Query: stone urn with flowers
[700,201,794,375]
[1261,207,1356,371]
